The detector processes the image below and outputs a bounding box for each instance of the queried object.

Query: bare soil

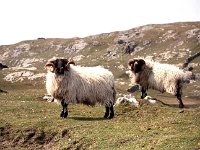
[156,97,200,108]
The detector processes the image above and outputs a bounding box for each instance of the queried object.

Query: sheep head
[128,58,146,73]
[45,58,75,75]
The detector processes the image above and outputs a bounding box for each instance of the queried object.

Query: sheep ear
[65,61,75,71]
[138,59,145,66]
[137,59,146,71]
[45,62,55,72]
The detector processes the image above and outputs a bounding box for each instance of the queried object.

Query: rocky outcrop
[0,22,199,88]
[4,71,45,82]
[183,51,200,69]
[0,63,8,70]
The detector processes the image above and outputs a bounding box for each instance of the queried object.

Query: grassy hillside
[0,22,200,149]
[0,87,200,149]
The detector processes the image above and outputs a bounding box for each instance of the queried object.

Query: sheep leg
[104,106,110,118]
[176,82,184,108]
[141,87,147,99]
[60,100,68,118]
[177,95,184,108]
[104,105,114,119]
[108,105,114,119]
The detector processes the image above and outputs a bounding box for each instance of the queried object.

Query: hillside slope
[0,22,200,98]
[1,22,200,150]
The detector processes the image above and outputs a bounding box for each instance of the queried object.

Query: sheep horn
[66,60,75,71]
[45,61,55,72]
[68,60,75,65]
[128,59,135,69]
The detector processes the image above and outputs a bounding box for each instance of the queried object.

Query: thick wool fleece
[130,59,191,95]
[46,65,116,106]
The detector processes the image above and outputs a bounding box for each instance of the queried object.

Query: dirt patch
[0,126,58,149]
[63,138,92,150]
[153,96,200,108]
[61,129,70,138]
[0,126,92,150]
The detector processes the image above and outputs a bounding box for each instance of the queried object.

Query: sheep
[128,58,194,108]
[45,57,116,119]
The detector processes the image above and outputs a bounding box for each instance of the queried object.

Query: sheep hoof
[104,113,109,119]
[108,113,114,119]
[60,111,68,118]
[60,111,64,117]
[179,104,184,109]
[104,114,114,119]
[104,106,114,119]
[141,93,148,99]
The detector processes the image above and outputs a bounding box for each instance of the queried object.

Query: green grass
[0,83,200,150]
[1,22,200,149]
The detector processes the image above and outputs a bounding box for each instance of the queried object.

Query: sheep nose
[56,67,65,75]
[60,68,64,72]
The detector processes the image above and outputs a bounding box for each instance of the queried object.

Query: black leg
[177,94,184,108]
[60,99,68,118]
[176,81,184,108]
[104,106,109,118]
[141,87,147,99]
[176,89,184,108]
[104,105,114,119]
[108,105,114,119]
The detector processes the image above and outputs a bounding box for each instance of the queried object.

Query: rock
[117,39,126,44]
[73,40,87,50]
[127,85,140,93]
[115,34,129,44]
[92,41,101,46]
[37,37,45,40]
[161,30,177,42]
[144,96,157,104]
[124,42,138,54]
[118,64,125,70]
[11,44,31,58]
[3,71,45,82]
[73,55,85,61]
[195,73,200,80]
[43,95,54,102]
[115,94,139,107]
[143,40,151,46]
[64,40,87,53]
[28,73,46,80]
[43,95,59,103]
[186,28,200,38]
[0,63,8,70]
[0,89,8,93]
[182,51,200,68]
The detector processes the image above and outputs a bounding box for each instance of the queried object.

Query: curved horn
[68,61,75,65]
[65,60,75,71]
[45,61,55,72]
[128,59,135,70]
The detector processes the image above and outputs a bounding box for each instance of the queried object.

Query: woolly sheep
[128,58,194,108]
[45,57,116,119]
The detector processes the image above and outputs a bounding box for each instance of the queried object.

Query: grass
[1,22,200,149]
[0,82,200,150]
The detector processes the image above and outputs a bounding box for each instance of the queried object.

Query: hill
[0,21,200,97]
[0,22,200,149]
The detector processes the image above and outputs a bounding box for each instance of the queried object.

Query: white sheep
[45,57,116,119]
[128,58,194,108]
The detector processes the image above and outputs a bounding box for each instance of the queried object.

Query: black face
[129,59,145,73]
[54,59,68,75]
